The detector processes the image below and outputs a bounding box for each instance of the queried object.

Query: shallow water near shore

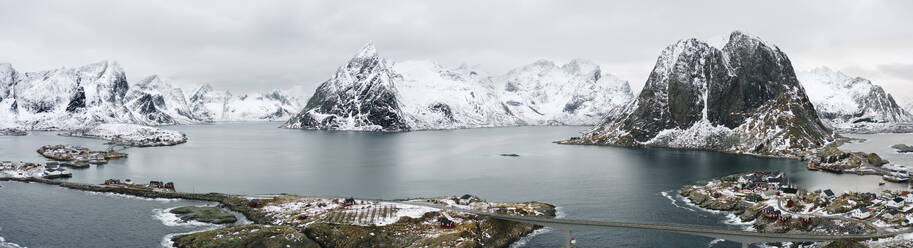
[0,122,908,247]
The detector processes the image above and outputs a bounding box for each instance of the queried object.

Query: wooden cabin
[439,217,455,228]
[248,199,261,208]
[343,198,356,206]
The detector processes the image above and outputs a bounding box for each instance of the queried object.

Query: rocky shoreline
[0,177,554,248]
[679,171,913,247]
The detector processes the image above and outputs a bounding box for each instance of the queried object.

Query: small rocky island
[0,128,28,136]
[170,206,238,224]
[172,195,555,248]
[892,144,913,153]
[62,123,187,147]
[37,144,128,168]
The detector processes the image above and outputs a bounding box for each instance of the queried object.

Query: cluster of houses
[734,171,798,197]
[724,170,913,230]
[0,161,71,179]
[760,206,814,223]
[807,162,845,173]
[100,178,175,192]
[37,145,127,167]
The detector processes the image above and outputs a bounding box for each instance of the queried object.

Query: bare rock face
[282,43,634,132]
[564,31,833,155]
[282,42,409,131]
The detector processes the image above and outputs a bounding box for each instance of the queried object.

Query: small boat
[806,163,820,171]
[819,164,844,174]
[883,173,910,183]
[880,182,887,186]
[88,159,107,164]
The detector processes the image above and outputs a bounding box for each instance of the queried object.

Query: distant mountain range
[797,67,913,133]
[562,31,833,156]
[0,61,305,130]
[281,42,634,131]
[3,34,910,137]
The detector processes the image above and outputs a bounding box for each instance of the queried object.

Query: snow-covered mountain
[0,61,307,129]
[282,42,634,131]
[188,84,304,122]
[562,31,833,156]
[905,100,913,115]
[125,75,197,125]
[497,59,633,125]
[797,67,913,133]
[0,61,138,130]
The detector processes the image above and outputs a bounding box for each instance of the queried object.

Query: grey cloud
[0,0,911,99]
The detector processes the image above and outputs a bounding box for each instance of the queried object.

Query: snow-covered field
[63,123,187,147]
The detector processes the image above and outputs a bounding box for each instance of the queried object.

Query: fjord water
[0,123,904,247]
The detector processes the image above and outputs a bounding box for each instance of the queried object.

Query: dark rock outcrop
[563,31,833,155]
[282,42,409,131]
[170,206,238,224]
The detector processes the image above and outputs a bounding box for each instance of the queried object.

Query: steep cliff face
[566,31,833,155]
[798,67,913,133]
[125,75,197,125]
[0,61,139,130]
[282,42,409,131]
[283,43,634,131]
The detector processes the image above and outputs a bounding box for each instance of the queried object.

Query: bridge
[392,200,906,248]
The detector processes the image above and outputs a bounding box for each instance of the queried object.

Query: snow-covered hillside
[188,84,304,122]
[0,61,307,129]
[496,59,633,125]
[125,75,197,125]
[563,31,833,156]
[797,67,913,133]
[63,123,187,147]
[283,43,634,131]
[0,61,136,130]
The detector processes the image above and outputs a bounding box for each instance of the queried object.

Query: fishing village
[37,144,128,168]
[680,170,913,239]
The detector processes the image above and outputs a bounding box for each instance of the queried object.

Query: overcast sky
[1,1,911,101]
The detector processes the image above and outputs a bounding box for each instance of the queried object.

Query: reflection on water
[0,123,907,247]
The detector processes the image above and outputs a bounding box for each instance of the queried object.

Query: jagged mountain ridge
[797,67,913,133]
[125,75,197,125]
[188,84,304,122]
[0,61,137,130]
[563,31,833,155]
[0,61,306,129]
[282,43,634,131]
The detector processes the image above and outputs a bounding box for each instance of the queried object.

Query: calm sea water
[0,122,906,247]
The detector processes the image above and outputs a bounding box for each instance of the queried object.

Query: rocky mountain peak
[798,68,913,132]
[567,31,832,155]
[353,41,378,60]
[283,41,408,131]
